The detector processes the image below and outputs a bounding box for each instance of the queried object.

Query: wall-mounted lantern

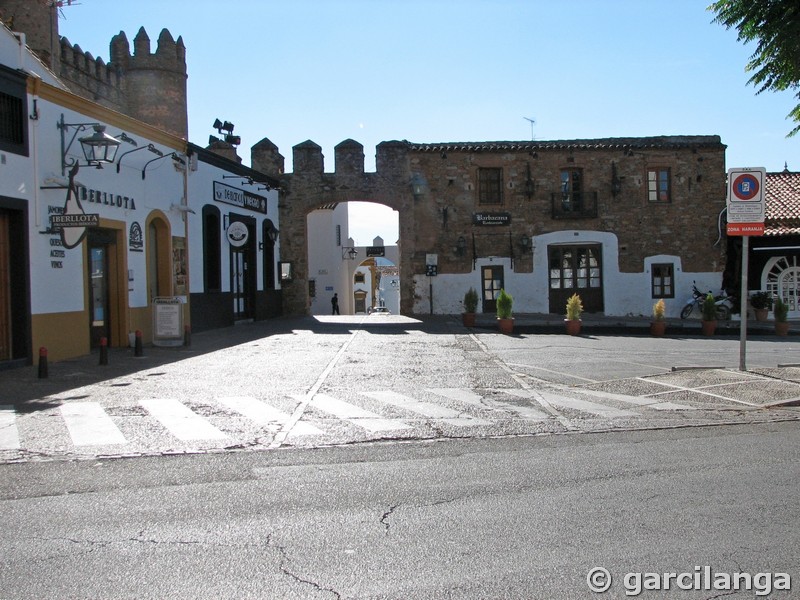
[58,114,126,174]
[454,235,467,256]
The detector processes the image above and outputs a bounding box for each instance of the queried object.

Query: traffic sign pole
[726,167,766,372]
[740,235,749,371]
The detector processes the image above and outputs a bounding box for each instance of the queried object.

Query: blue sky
[58,0,797,246]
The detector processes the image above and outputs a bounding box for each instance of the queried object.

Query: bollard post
[184,324,191,347]
[99,337,108,365]
[134,329,143,357]
[38,347,48,379]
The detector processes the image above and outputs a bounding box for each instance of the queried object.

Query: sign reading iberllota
[726,167,765,236]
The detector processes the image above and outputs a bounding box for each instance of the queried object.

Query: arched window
[146,215,171,301]
[203,206,221,292]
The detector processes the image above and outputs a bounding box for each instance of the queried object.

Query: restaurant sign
[472,212,511,226]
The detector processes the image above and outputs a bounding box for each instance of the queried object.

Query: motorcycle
[680,281,734,320]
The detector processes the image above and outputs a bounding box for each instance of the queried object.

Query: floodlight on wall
[116,143,162,173]
[213,118,235,135]
[223,175,255,185]
[58,114,124,174]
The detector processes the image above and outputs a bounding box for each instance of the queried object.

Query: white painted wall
[412,229,722,318]
[307,205,350,315]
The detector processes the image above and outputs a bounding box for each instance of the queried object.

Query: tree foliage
[709,0,800,136]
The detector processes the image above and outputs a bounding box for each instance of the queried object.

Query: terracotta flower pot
[754,308,769,322]
[650,321,666,337]
[497,317,514,334]
[564,319,581,336]
[462,312,476,327]
[775,321,790,337]
[701,319,717,336]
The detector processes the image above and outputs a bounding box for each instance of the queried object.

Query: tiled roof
[409,135,724,153]
[765,170,800,236]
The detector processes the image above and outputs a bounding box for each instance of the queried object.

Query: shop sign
[473,212,511,226]
[226,221,249,247]
[366,246,385,257]
[213,181,267,214]
[50,213,99,227]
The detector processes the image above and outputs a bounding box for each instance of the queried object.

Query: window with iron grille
[478,168,503,205]
[647,168,671,202]
[560,169,584,212]
[0,65,28,156]
[651,263,674,298]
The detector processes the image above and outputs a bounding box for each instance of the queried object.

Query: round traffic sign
[732,173,759,201]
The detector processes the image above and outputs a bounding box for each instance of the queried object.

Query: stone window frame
[647,167,671,203]
[477,167,504,205]
[651,263,675,298]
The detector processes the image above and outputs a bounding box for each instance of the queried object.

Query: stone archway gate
[271,139,417,316]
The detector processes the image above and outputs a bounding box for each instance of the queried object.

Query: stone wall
[275,135,727,317]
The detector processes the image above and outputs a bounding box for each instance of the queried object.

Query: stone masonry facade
[266,135,727,316]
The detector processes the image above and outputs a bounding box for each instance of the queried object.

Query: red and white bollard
[38,347,48,379]
[99,337,108,365]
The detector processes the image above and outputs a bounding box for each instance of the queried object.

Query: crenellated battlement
[57,26,188,138]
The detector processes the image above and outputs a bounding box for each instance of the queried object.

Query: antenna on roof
[49,0,81,19]
[523,117,536,141]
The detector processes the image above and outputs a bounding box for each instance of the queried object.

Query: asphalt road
[1,422,798,599]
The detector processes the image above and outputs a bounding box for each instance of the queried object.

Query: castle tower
[119,27,188,139]
[0,0,60,69]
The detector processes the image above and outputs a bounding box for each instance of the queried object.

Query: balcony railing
[551,191,598,219]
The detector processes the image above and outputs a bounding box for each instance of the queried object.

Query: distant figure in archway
[331,293,340,315]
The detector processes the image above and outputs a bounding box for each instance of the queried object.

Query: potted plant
[701,292,717,336]
[496,289,514,334]
[650,298,667,336]
[564,293,583,336]
[774,297,790,336]
[750,291,773,321]
[462,287,479,327]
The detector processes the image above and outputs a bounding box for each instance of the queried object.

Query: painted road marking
[363,390,493,426]
[218,396,324,436]
[536,391,640,418]
[309,394,411,433]
[140,399,227,441]
[60,402,127,446]
[430,388,550,420]
[0,405,20,450]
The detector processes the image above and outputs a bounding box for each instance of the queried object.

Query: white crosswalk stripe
[60,402,127,446]
[0,405,20,450]
[363,390,493,426]
[140,399,227,441]
[429,388,550,420]
[0,385,710,459]
[218,396,324,436]
[308,394,411,433]
[535,391,640,418]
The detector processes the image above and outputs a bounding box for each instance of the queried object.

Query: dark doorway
[548,244,604,314]
[229,215,256,321]
[481,265,504,313]
[87,229,117,348]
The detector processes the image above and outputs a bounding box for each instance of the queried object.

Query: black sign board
[472,212,511,226]
[50,213,100,227]
[426,265,438,276]
[366,246,385,257]
[213,181,268,214]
